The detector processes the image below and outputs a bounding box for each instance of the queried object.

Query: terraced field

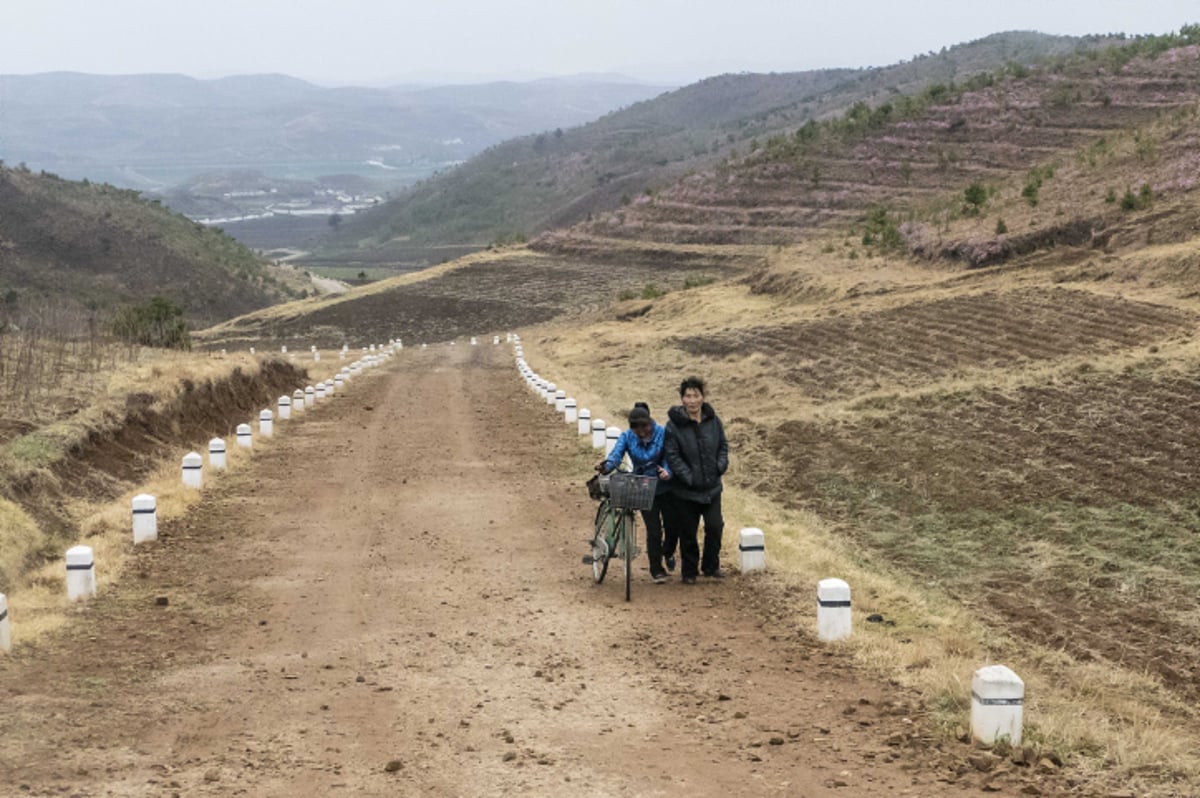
[675,287,1196,399]
[567,45,1200,251]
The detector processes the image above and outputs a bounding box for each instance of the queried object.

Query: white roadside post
[208,437,227,471]
[544,382,557,405]
[0,593,10,653]
[305,386,315,408]
[605,425,621,456]
[292,389,305,415]
[578,408,591,436]
[132,494,158,544]
[738,528,766,572]
[182,452,203,489]
[65,546,96,601]
[236,423,253,449]
[971,665,1025,746]
[277,394,292,420]
[817,578,852,642]
[315,383,326,402]
[564,399,577,425]
[259,409,274,437]
[554,390,567,414]
[591,418,606,449]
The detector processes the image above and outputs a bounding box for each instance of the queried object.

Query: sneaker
[681,575,697,585]
[665,555,676,573]
[702,569,726,579]
[651,572,668,584]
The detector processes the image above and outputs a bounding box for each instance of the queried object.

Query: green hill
[0,165,298,327]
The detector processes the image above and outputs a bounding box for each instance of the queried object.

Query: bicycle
[582,470,657,602]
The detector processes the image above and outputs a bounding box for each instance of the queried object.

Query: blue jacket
[603,422,672,493]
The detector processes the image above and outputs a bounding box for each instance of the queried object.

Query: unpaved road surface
[1,346,1050,796]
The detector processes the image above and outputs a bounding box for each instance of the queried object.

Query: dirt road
[0,346,1035,796]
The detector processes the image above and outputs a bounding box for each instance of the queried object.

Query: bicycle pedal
[582,555,596,565]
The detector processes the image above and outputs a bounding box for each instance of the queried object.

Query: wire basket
[607,473,657,511]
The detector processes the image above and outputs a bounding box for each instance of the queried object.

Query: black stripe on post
[972,692,1023,706]
[739,545,765,552]
[0,609,8,622]
[66,563,94,571]
[817,599,851,608]
[132,508,156,515]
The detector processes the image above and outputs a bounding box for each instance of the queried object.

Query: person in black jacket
[663,376,729,584]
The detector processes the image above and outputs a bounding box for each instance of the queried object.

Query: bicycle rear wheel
[590,500,612,584]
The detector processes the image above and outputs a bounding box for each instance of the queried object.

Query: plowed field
[676,287,1195,400]
[206,253,732,349]
[762,364,1200,702]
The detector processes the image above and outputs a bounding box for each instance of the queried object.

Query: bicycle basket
[607,473,657,511]
[586,473,610,500]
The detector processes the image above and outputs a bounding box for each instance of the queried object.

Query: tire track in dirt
[0,345,1049,796]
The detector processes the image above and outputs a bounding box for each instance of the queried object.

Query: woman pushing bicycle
[597,403,675,584]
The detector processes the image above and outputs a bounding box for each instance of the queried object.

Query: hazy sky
[2,0,1196,85]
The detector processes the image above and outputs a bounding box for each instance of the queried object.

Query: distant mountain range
[0,72,671,190]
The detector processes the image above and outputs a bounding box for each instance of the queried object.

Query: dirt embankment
[1,359,308,588]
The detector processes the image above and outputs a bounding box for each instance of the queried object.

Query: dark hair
[679,376,706,398]
[628,404,651,426]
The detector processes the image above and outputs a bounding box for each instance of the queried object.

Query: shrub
[1022,165,1055,207]
[1120,183,1153,211]
[964,182,988,213]
[640,283,666,300]
[995,218,1008,235]
[683,274,716,290]
[861,206,905,253]
[109,297,191,350]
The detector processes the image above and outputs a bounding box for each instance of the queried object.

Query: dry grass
[8,436,259,645]
[523,245,1200,794]
[0,346,388,648]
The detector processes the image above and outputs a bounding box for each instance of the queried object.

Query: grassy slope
[319,32,1115,259]
[0,166,299,326]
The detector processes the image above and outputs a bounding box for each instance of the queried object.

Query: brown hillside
[0,166,295,326]
[547,42,1200,264]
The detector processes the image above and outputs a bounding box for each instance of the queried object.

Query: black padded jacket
[663,403,729,504]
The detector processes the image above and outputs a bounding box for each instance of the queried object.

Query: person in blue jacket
[598,402,676,583]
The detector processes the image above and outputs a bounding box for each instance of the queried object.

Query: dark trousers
[641,492,675,576]
[672,493,724,577]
